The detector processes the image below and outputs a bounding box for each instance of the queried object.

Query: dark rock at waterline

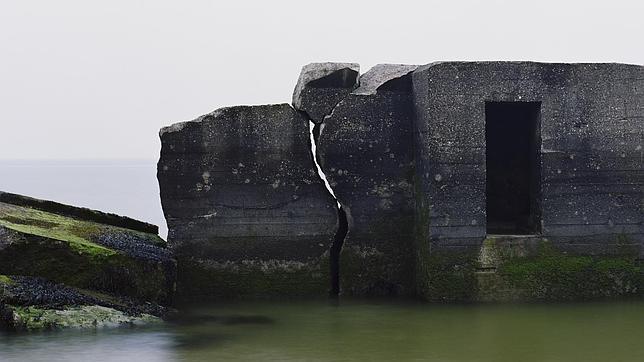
[0,275,168,331]
[158,104,338,298]
[0,195,176,304]
[96,230,173,262]
[318,64,419,296]
[3,276,105,309]
[293,62,360,123]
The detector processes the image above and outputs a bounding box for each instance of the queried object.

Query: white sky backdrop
[1,0,643,160]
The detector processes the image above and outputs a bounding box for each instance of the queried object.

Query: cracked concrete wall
[314,64,419,296]
[158,104,338,298]
[158,61,643,300]
[412,62,644,253]
[293,62,360,123]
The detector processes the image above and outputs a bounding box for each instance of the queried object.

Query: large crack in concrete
[299,64,420,296]
[309,64,420,296]
[295,63,361,297]
[307,118,348,297]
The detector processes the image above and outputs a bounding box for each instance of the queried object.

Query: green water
[2,299,644,361]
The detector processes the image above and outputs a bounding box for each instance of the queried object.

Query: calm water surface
[2,299,644,361]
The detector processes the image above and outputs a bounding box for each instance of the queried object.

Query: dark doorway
[485,102,541,234]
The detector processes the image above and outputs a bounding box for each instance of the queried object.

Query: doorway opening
[485,102,541,235]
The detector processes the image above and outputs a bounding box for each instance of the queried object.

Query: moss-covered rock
[0,191,158,234]
[5,305,160,331]
[0,275,165,331]
[0,197,175,304]
[0,275,13,285]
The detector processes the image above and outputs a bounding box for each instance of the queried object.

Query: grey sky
[1,0,643,160]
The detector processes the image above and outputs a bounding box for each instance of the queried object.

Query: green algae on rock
[0,191,158,234]
[0,193,176,305]
[0,275,164,331]
[7,305,160,331]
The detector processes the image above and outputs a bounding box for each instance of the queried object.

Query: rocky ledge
[0,192,176,331]
[0,276,167,331]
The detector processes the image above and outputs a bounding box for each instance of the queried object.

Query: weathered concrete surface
[352,64,419,95]
[412,62,644,255]
[157,61,643,302]
[318,64,418,296]
[158,104,338,298]
[293,62,359,123]
[0,194,175,304]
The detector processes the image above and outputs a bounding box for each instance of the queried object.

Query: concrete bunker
[159,61,644,302]
[485,101,542,235]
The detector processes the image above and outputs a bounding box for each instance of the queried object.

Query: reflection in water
[168,314,274,326]
[0,329,176,362]
[3,299,644,361]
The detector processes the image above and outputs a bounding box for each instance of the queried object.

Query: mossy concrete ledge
[416,236,644,303]
[0,193,176,305]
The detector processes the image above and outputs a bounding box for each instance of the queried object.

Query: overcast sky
[1,0,643,160]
